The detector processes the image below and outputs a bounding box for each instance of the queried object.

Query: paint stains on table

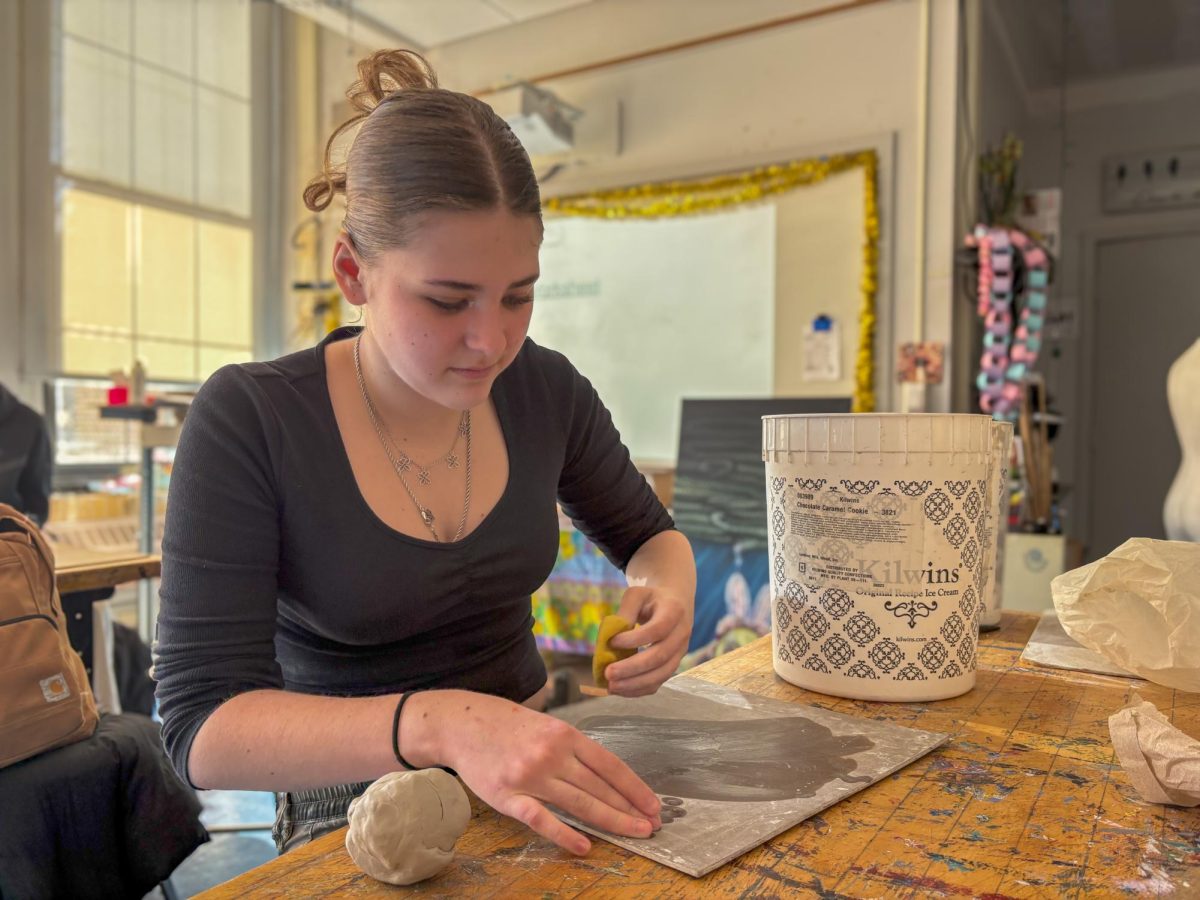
[196,612,1200,898]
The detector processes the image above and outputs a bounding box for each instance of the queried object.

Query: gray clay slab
[1021,609,1137,679]
[552,675,949,877]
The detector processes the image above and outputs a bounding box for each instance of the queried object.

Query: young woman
[153,49,696,856]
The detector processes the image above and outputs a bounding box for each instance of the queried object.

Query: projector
[486,82,580,156]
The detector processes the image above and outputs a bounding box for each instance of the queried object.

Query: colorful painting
[674,398,851,662]
[534,398,852,666]
[532,524,625,654]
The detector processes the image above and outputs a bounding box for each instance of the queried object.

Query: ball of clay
[345,769,471,885]
[592,614,637,688]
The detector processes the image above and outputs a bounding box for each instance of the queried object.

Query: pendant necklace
[353,334,472,542]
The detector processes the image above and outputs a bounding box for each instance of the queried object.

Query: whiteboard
[529,205,775,462]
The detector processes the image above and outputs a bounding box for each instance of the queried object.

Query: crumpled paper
[1109,693,1200,806]
[1052,538,1200,692]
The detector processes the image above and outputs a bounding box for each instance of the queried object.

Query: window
[55,0,255,383]
[51,378,139,466]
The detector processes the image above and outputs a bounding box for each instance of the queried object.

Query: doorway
[1085,230,1200,561]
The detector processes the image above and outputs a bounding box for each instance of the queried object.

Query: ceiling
[293,0,597,49]
[297,0,1200,86]
[993,0,1200,90]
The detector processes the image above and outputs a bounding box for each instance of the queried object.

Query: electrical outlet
[1101,146,1200,213]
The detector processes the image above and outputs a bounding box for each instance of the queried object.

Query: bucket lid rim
[760,412,996,422]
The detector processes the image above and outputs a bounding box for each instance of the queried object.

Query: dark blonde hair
[303,49,541,259]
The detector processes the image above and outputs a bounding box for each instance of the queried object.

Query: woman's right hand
[401,690,661,855]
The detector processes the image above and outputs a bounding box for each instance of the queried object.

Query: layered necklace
[352,334,472,542]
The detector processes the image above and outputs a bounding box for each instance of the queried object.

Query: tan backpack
[0,503,98,768]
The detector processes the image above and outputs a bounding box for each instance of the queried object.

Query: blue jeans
[272,781,372,854]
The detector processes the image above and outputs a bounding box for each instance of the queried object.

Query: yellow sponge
[592,615,636,689]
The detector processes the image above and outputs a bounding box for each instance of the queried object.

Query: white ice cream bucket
[763,413,995,701]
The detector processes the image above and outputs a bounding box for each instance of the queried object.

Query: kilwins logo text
[856,559,962,585]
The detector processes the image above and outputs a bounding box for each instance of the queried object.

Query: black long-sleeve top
[153,327,673,785]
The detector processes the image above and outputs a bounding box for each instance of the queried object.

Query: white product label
[768,473,991,690]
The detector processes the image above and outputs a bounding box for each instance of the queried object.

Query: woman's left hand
[603,586,693,697]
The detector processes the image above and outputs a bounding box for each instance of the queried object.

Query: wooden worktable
[198,612,1200,898]
[53,544,161,593]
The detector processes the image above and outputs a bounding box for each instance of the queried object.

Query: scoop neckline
[315,326,518,550]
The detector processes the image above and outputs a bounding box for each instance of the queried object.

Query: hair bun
[302,49,437,212]
[300,46,540,255]
[347,49,438,114]
[302,167,346,212]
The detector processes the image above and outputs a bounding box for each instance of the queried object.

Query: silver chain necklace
[353,334,472,542]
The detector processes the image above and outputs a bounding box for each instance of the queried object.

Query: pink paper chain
[968,225,1050,421]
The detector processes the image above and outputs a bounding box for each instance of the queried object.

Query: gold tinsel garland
[544,151,879,412]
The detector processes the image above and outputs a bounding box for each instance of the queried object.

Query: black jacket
[0,713,208,899]
[0,383,52,524]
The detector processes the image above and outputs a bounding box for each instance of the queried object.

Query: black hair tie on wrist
[392,692,456,776]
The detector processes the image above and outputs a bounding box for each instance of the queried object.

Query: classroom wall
[1032,81,1200,544]
[0,1,28,403]
[290,25,376,351]
[315,18,866,407]
[976,1,1036,156]
[969,0,1200,547]
[279,13,329,354]
[420,0,964,414]
[1,0,966,422]
[974,2,1200,543]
